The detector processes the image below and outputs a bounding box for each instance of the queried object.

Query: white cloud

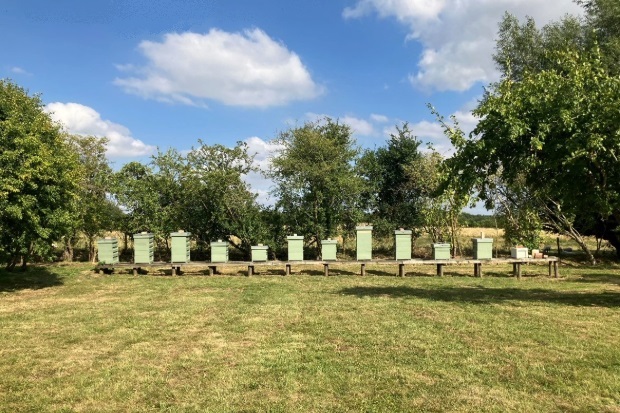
[45,102,156,158]
[406,109,480,155]
[10,66,31,75]
[305,112,377,136]
[344,0,583,91]
[370,113,389,123]
[243,136,284,205]
[342,116,376,136]
[115,28,323,108]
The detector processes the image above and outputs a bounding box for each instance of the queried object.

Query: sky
[1,0,583,211]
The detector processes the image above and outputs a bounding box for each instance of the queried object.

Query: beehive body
[134,233,154,264]
[356,226,373,260]
[97,238,119,264]
[171,231,191,263]
[395,230,412,260]
[287,235,304,261]
[432,243,451,260]
[321,239,337,261]
[251,245,268,262]
[211,240,229,263]
[472,238,493,259]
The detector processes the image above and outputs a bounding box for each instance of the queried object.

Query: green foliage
[269,118,363,251]
[66,135,117,261]
[359,123,423,235]
[0,80,81,269]
[112,142,266,259]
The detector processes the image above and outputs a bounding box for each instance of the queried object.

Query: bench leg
[360,263,366,276]
[324,263,329,277]
[285,264,291,276]
[399,263,405,277]
[133,267,138,276]
[549,261,552,277]
[437,264,444,277]
[554,261,559,278]
[208,266,216,276]
[247,265,253,277]
[516,263,522,279]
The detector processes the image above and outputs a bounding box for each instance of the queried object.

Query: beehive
[97,237,119,264]
[356,226,373,260]
[287,234,304,261]
[171,231,191,263]
[133,232,154,264]
[251,244,268,262]
[321,239,337,261]
[394,229,412,260]
[472,238,493,259]
[210,239,229,263]
[511,247,528,259]
[432,243,451,260]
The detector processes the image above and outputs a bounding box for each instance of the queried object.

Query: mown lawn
[0,262,619,412]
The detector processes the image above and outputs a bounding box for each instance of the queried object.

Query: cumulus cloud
[115,28,323,108]
[242,136,285,205]
[343,0,582,91]
[305,112,378,136]
[45,102,156,158]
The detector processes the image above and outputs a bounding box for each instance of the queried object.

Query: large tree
[358,123,423,235]
[269,118,363,253]
[0,80,81,270]
[450,48,620,262]
[64,135,118,262]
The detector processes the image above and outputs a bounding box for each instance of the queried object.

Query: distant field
[1,261,619,412]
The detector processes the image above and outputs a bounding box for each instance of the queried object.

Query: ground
[0,260,619,412]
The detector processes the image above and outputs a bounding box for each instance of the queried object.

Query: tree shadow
[574,273,620,286]
[338,285,620,308]
[330,269,357,276]
[366,269,396,277]
[0,266,64,293]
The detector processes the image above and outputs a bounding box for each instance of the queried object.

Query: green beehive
[321,239,337,261]
[97,237,119,264]
[171,230,191,263]
[432,243,451,260]
[133,232,154,264]
[472,238,493,259]
[395,229,412,260]
[356,225,373,260]
[251,244,268,262]
[287,234,304,261]
[210,239,229,263]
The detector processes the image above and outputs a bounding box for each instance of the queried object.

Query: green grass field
[1,261,619,412]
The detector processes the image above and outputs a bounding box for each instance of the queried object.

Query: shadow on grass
[0,266,64,293]
[574,273,620,286]
[338,285,620,307]
[366,269,396,277]
[330,269,358,276]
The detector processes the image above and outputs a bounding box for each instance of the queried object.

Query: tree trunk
[63,237,74,262]
[88,237,96,263]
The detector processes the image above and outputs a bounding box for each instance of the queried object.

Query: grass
[1,261,619,412]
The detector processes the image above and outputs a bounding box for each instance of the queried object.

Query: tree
[184,141,267,258]
[269,118,363,254]
[0,80,81,270]
[450,48,620,263]
[64,135,117,262]
[358,123,423,235]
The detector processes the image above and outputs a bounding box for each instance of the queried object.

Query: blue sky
[2,0,582,208]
